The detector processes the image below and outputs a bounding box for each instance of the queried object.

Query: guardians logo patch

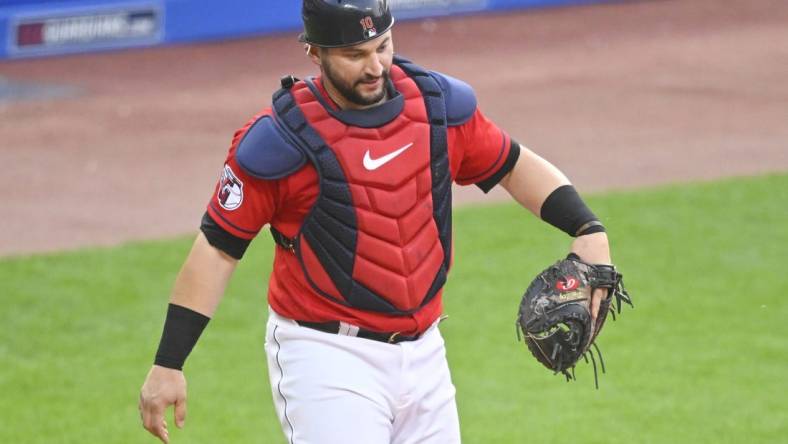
[217,165,243,211]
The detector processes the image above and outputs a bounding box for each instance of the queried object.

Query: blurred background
[1,0,786,443]
[1,0,785,256]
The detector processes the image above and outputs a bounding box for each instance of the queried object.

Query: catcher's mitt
[516,253,632,388]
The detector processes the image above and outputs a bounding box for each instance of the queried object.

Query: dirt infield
[1,0,786,257]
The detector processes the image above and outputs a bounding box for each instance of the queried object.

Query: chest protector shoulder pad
[271,56,452,315]
[236,113,307,179]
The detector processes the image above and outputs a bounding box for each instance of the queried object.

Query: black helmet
[300,0,395,48]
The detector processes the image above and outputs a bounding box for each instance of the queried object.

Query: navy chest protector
[261,56,475,315]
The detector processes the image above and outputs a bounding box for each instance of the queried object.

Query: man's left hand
[569,232,611,324]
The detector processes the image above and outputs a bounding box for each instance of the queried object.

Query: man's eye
[377,45,387,53]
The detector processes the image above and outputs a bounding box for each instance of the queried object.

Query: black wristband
[575,220,606,236]
[540,185,605,237]
[154,304,211,370]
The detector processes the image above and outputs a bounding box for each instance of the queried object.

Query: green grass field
[2,173,786,443]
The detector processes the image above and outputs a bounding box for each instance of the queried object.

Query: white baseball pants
[264,309,462,444]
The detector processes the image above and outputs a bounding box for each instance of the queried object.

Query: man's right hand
[139,365,188,443]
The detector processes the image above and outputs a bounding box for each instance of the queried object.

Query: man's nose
[364,53,384,78]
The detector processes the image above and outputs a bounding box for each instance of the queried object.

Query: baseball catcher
[516,253,632,388]
[139,0,631,441]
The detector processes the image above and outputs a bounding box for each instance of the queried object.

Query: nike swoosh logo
[363,142,414,171]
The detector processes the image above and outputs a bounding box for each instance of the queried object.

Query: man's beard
[323,59,389,107]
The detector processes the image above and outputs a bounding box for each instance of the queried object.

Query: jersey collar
[306,76,404,129]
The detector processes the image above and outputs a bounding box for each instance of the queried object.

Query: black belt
[296,320,421,344]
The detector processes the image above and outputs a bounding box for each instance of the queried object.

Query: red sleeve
[205,114,278,240]
[448,108,513,188]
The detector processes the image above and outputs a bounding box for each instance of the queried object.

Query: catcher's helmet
[300,0,395,48]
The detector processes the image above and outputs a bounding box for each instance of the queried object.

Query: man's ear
[305,44,321,67]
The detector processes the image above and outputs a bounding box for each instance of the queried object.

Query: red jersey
[205,73,515,335]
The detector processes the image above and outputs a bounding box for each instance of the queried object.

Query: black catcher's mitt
[516,253,632,388]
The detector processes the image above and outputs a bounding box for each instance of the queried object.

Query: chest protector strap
[271,57,452,315]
